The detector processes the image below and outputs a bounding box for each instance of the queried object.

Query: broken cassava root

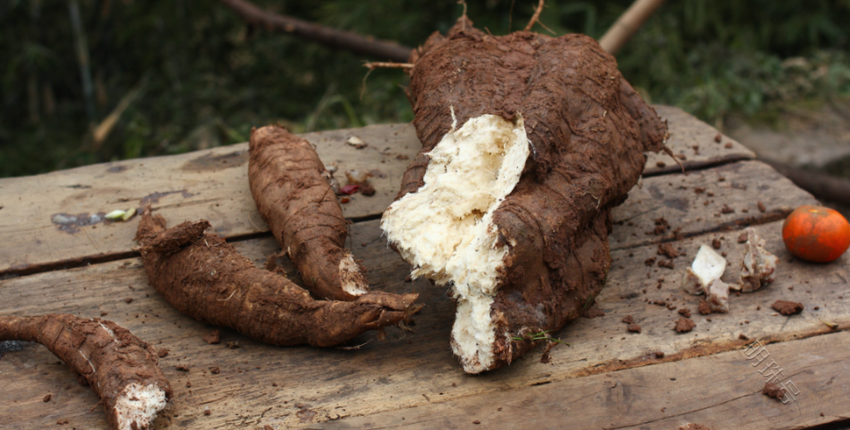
[249,125,368,301]
[382,17,667,373]
[0,314,171,430]
[135,210,419,347]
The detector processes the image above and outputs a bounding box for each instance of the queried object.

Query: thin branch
[363,62,414,71]
[523,0,545,32]
[599,0,668,54]
[762,159,850,207]
[219,0,412,62]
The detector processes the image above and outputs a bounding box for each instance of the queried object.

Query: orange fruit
[782,205,850,263]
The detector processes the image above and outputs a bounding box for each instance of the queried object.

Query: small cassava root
[249,125,368,301]
[135,209,420,347]
[382,17,667,373]
[0,313,172,430]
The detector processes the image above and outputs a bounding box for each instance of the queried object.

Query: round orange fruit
[782,205,850,263]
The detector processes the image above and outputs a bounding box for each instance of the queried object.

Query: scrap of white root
[737,227,779,292]
[346,136,367,149]
[681,244,727,295]
[706,279,730,313]
[113,382,169,430]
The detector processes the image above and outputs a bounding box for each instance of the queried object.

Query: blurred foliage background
[2,0,850,177]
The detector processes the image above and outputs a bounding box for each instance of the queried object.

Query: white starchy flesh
[740,227,779,292]
[381,112,530,373]
[338,252,368,296]
[680,244,727,295]
[706,279,730,313]
[113,382,168,430]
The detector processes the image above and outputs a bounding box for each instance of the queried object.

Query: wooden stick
[598,0,667,54]
[523,0,545,32]
[363,62,414,71]
[219,0,412,62]
[762,159,850,207]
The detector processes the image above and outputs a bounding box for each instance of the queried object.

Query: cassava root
[249,125,369,301]
[135,209,420,347]
[382,16,666,373]
[0,314,172,430]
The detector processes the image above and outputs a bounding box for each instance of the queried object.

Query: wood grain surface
[2,107,846,430]
[0,106,752,276]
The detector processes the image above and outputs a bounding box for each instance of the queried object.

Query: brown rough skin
[249,126,368,301]
[393,17,667,371]
[0,314,172,430]
[135,210,419,347]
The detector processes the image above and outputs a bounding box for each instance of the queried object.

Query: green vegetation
[513,330,570,346]
[3,0,850,177]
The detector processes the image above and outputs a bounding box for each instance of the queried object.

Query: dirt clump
[675,317,696,333]
[772,300,804,315]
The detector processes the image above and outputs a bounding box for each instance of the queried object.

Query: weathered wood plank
[611,160,817,249]
[2,216,848,429]
[320,330,850,430]
[644,105,754,176]
[0,106,753,275]
[0,123,419,275]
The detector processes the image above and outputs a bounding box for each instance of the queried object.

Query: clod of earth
[772,300,804,315]
[675,317,696,333]
[135,209,420,347]
[0,314,172,430]
[249,126,370,301]
[381,17,667,373]
[762,382,786,400]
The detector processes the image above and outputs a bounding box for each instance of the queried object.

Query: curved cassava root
[0,313,172,430]
[135,210,420,347]
[249,125,368,301]
[382,17,667,373]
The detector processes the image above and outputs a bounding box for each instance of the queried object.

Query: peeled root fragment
[384,17,666,373]
[249,125,368,301]
[738,227,779,292]
[0,314,171,430]
[135,210,419,347]
[681,245,727,295]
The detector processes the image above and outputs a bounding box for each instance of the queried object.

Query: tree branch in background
[523,0,545,32]
[762,159,850,207]
[599,0,667,54]
[219,0,412,62]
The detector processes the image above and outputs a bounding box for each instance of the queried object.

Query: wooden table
[1,106,848,430]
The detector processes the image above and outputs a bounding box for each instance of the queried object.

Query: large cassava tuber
[248,125,368,301]
[135,210,419,347]
[381,17,667,373]
[0,314,171,430]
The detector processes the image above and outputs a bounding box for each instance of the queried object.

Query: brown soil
[772,300,804,315]
[391,16,666,372]
[622,315,634,324]
[0,314,172,430]
[203,330,221,345]
[675,318,696,333]
[678,308,691,318]
[698,300,712,315]
[763,382,786,399]
[628,323,642,333]
[657,243,680,259]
